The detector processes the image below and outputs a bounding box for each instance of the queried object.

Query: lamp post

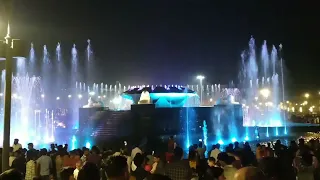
[196,75,205,105]
[1,2,27,169]
[0,30,27,172]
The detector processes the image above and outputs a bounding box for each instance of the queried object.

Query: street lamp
[304,93,310,99]
[196,75,205,105]
[0,23,28,171]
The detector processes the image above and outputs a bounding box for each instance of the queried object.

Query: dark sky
[1,0,319,95]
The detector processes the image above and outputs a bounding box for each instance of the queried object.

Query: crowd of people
[1,136,320,180]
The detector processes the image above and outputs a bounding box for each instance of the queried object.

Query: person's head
[153,154,161,163]
[27,151,37,161]
[13,139,19,145]
[234,166,266,180]
[133,153,145,167]
[169,136,174,140]
[78,162,100,180]
[299,138,305,145]
[216,143,220,149]
[14,150,22,157]
[40,148,47,156]
[212,144,216,150]
[226,155,235,165]
[207,167,226,180]
[217,152,229,167]
[0,169,23,180]
[105,156,129,180]
[27,143,34,150]
[267,142,271,148]
[50,144,55,150]
[84,148,90,156]
[208,157,216,167]
[256,143,261,148]
[91,146,100,154]
[76,161,83,170]
[234,141,239,148]
[173,147,183,160]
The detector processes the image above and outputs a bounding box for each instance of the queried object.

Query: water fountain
[202,120,208,146]
[239,36,286,138]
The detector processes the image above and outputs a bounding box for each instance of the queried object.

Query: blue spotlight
[71,136,77,150]
[85,142,91,149]
[284,127,287,135]
[218,140,224,145]
[231,138,237,143]
[244,136,249,141]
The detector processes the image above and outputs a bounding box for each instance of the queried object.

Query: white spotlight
[68,95,72,98]
[196,75,205,80]
[78,94,82,99]
[12,94,18,99]
[41,94,45,98]
[0,93,3,96]
[89,91,95,96]
[260,88,270,98]
[56,97,60,100]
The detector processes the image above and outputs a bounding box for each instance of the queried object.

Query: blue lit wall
[122,92,200,108]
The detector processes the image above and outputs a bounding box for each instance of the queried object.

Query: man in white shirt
[37,148,52,180]
[210,144,221,160]
[12,139,22,152]
[131,145,142,160]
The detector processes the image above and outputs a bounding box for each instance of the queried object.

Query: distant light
[218,140,224,145]
[244,136,249,141]
[78,94,82,99]
[196,75,205,80]
[260,88,270,98]
[68,95,72,98]
[209,98,213,102]
[85,142,91,149]
[199,139,202,142]
[304,93,310,98]
[12,93,18,99]
[0,93,3,96]
[98,96,101,99]
[89,91,95,96]
[103,95,106,98]
[254,97,258,101]
[56,97,60,100]
[231,138,237,143]
[41,94,45,98]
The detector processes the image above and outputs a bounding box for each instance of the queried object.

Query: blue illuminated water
[202,120,208,146]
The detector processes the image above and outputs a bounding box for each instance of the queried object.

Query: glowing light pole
[196,75,205,105]
[0,1,28,170]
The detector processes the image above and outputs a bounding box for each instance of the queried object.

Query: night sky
[1,0,319,95]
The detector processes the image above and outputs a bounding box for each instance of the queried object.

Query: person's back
[78,162,100,180]
[210,146,221,160]
[165,147,191,180]
[37,149,52,178]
